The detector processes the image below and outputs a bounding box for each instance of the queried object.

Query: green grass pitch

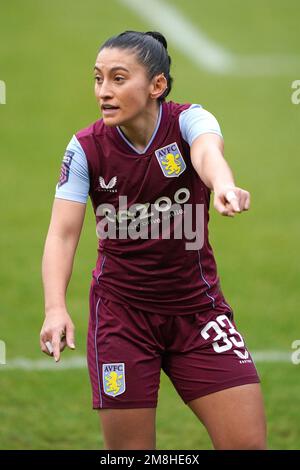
[0,0,299,449]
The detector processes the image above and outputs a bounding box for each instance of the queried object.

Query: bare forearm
[42,234,77,313]
[196,147,235,190]
[191,134,250,216]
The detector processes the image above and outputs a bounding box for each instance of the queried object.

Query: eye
[114,76,125,83]
[94,76,103,83]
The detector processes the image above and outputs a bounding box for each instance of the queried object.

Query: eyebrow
[93,66,130,73]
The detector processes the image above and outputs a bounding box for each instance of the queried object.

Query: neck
[119,101,161,152]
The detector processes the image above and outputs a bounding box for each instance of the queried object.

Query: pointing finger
[52,333,61,362]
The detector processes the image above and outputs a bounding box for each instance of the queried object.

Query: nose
[98,79,113,100]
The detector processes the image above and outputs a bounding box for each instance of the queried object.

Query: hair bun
[145,31,168,49]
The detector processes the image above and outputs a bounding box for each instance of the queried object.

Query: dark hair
[98,30,173,101]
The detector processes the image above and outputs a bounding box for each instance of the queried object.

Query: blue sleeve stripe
[179,104,223,146]
[54,190,88,204]
[55,135,90,203]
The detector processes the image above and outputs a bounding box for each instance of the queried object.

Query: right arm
[40,198,87,362]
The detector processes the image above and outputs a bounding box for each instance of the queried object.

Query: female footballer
[40,30,267,450]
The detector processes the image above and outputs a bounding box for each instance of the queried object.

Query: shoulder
[164,100,193,119]
[75,117,107,141]
[74,118,111,162]
[179,104,220,122]
[178,104,223,145]
[165,100,220,126]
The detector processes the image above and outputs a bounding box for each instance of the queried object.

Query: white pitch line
[252,351,292,363]
[0,356,87,370]
[0,352,293,370]
[119,0,300,76]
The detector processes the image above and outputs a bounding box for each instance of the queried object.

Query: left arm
[190,133,250,217]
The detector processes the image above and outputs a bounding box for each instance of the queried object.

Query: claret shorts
[87,280,260,409]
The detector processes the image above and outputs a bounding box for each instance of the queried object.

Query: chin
[101,116,121,127]
[102,118,116,127]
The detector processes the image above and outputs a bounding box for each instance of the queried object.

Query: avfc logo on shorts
[155,142,186,177]
[58,150,74,187]
[103,363,126,397]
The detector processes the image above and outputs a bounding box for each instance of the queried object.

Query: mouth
[101,104,120,116]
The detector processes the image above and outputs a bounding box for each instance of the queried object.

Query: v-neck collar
[115,102,162,155]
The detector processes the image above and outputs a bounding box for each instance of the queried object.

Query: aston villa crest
[155,142,186,177]
[102,363,126,397]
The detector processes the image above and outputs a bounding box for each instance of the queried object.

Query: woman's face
[94,47,157,127]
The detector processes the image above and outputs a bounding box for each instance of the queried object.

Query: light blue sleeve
[55,135,90,204]
[179,104,223,146]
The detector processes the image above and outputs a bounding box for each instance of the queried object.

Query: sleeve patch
[58,150,75,187]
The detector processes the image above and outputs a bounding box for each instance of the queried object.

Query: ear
[149,73,168,100]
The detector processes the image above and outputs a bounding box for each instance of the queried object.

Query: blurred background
[0,0,299,450]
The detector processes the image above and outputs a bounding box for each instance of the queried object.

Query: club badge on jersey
[155,142,186,177]
[102,363,126,397]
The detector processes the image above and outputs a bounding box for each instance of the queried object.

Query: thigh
[87,290,163,410]
[162,309,266,449]
[99,408,156,450]
[163,309,261,404]
[187,383,267,450]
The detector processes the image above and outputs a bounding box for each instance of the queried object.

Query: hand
[40,309,76,362]
[213,185,250,217]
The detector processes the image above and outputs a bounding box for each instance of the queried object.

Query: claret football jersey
[55,100,232,315]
